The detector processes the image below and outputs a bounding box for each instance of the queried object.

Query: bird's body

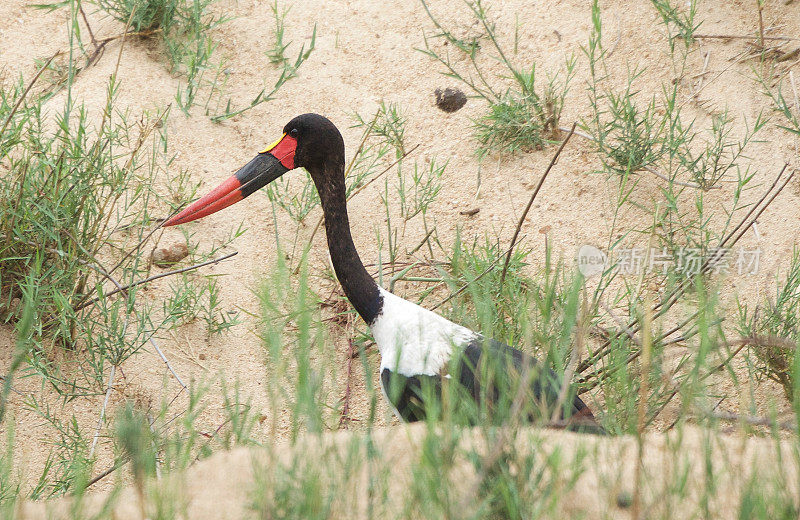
[371,287,475,377]
[165,113,603,433]
[372,288,599,429]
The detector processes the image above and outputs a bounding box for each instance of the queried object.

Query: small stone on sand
[152,242,189,267]
[435,87,467,113]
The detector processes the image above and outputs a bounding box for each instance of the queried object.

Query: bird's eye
[289,128,299,137]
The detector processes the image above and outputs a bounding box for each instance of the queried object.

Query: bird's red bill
[164,134,297,227]
[164,176,245,227]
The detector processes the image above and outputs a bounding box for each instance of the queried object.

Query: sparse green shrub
[738,249,800,400]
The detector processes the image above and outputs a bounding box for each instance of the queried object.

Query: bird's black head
[283,113,345,178]
[163,113,345,226]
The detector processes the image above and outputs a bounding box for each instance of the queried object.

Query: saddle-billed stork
[165,113,603,433]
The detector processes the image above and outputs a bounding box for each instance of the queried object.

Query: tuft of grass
[473,83,565,157]
[589,67,667,174]
[354,102,407,158]
[87,0,230,113]
[396,158,444,222]
[758,66,800,138]
[651,0,701,50]
[267,0,291,66]
[257,252,335,440]
[211,26,316,122]
[162,273,241,334]
[738,249,800,400]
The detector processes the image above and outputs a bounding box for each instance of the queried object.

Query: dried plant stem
[338,339,356,428]
[709,410,796,431]
[0,54,56,138]
[149,337,188,391]
[500,122,576,288]
[78,3,98,49]
[86,458,129,488]
[693,33,799,42]
[756,0,765,49]
[632,299,653,520]
[75,251,239,312]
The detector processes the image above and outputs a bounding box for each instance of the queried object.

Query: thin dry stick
[78,3,98,49]
[86,458,129,488]
[430,237,525,312]
[693,33,800,42]
[83,26,162,70]
[407,227,436,256]
[642,165,711,189]
[690,50,712,101]
[632,299,653,520]
[756,0,765,49]
[74,251,238,312]
[708,410,796,431]
[605,12,623,59]
[791,71,799,157]
[0,54,56,138]
[0,377,24,397]
[339,338,356,428]
[149,337,188,391]
[499,122,576,288]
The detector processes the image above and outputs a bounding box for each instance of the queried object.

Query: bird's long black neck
[312,162,383,325]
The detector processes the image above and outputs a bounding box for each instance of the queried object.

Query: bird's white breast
[369,288,479,377]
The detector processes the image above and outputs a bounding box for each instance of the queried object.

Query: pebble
[151,242,189,267]
[434,87,467,113]
[616,491,633,509]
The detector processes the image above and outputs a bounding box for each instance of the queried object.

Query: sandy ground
[1,0,799,512]
[19,424,800,519]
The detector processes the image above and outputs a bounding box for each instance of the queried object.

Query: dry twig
[499,122,576,288]
[75,251,239,312]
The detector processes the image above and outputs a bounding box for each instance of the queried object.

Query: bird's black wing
[380,337,604,434]
[457,337,604,433]
[380,369,442,423]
